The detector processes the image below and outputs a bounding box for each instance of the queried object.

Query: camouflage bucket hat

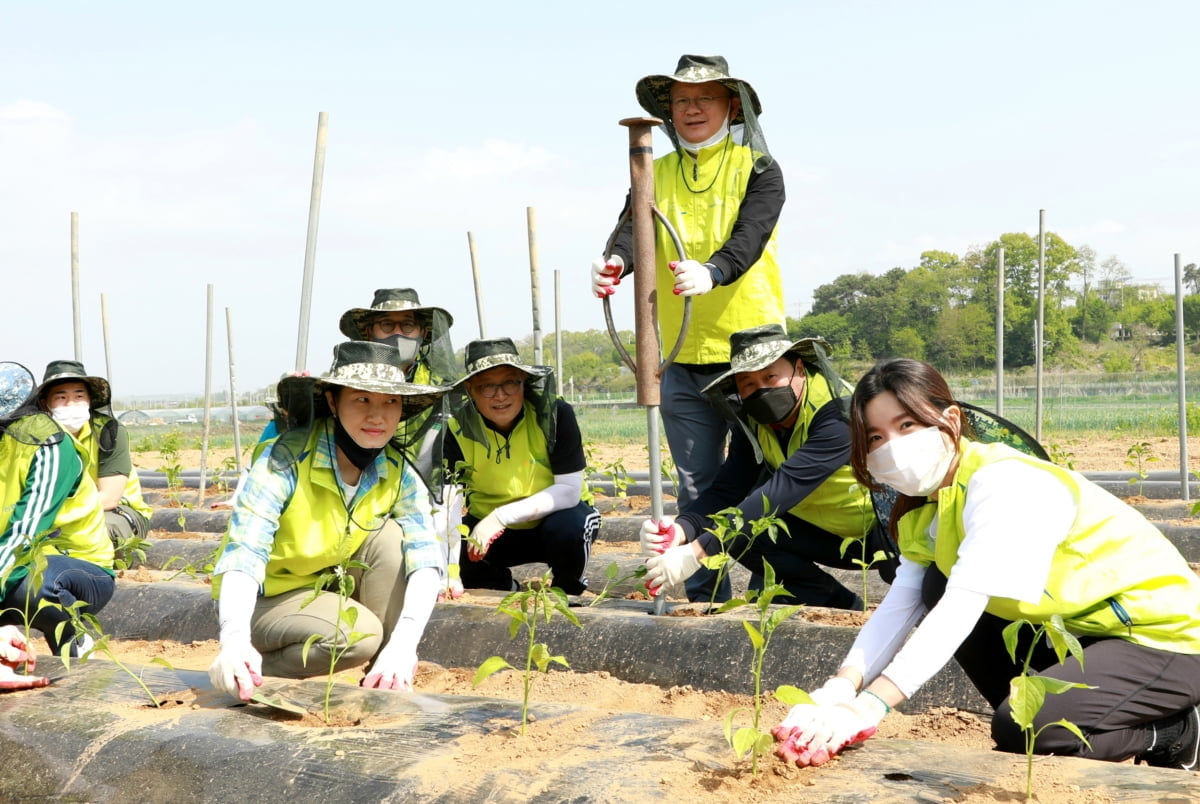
[635,54,762,126]
[701,324,832,395]
[338,288,454,340]
[316,341,447,422]
[37,359,112,409]
[454,337,552,388]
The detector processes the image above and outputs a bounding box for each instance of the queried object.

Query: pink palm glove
[774,689,889,767]
[467,512,506,561]
[639,517,685,555]
[0,626,48,690]
[591,255,625,298]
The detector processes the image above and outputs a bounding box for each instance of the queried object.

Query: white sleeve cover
[878,584,991,698]
[433,485,464,566]
[491,471,583,526]
[216,569,260,644]
[391,566,441,640]
[840,557,928,682]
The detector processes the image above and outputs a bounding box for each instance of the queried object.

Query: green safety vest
[752,370,874,539]
[897,440,1200,653]
[653,138,785,364]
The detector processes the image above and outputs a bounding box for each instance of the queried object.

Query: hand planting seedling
[1002,615,1094,802]
[473,570,582,734]
[717,560,806,775]
[301,559,373,724]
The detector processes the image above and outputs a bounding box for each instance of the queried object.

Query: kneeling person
[643,324,896,607]
[446,338,600,595]
[208,341,448,699]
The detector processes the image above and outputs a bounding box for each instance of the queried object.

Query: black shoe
[1138,705,1199,771]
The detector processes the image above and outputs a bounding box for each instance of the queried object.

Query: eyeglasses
[373,318,421,336]
[475,379,524,399]
[670,94,730,112]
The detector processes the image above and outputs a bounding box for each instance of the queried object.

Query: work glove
[771,676,858,740]
[467,512,506,561]
[670,259,714,296]
[644,543,701,597]
[208,640,264,701]
[362,620,420,691]
[591,255,625,298]
[0,626,48,690]
[774,690,889,767]
[639,517,685,556]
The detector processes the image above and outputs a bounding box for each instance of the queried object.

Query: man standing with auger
[592,54,786,602]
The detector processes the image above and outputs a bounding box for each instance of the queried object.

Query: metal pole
[71,212,82,361]
[527,207,543,365]
[1035,210,1045,442]
[294,111,329,372]
[467,232,487,338]
[996,248,1005,416]
[226,306,243,474]
[100,293,113,389]
[199,284,214,506]
[1174,254,1190,502]
[621,116,667,614]
[554,270,563,398]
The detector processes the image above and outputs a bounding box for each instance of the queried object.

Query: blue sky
[4,1,1199,396]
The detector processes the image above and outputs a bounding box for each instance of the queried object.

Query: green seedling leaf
[1008,675,1047,730]
[731,726,762,759]
[473,655,512,686]
[301,633,321,667]
[742,621,764,651]
[775,685,814,706]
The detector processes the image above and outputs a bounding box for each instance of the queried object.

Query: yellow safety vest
[453,402,553,530]
[653,139,785,364]
[75,415,153,522]
[896,440,1200,653]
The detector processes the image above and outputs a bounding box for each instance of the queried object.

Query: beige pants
[249,519,411,679]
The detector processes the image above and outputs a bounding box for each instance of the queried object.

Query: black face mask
[331,415,385,470]
[740,362,800,426]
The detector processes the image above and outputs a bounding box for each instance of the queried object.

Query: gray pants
[248,520,412,679]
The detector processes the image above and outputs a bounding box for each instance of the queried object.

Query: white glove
[670,259,714,297]
[639,517,685,556]
[775,691,889,767]
[208,640,263,701]
[591,255,625,298]
[467,511,506,561]
[441,562,465,600]
[362,620,420,691]
[0,626,47,690]
[643,542,702,596]
[774,676,858,734]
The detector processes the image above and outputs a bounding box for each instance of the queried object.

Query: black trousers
[922,567,1200,761]
[459,501,600,596]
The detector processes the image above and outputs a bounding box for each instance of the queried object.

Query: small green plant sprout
[112,531,153,572]
[161,553,216,582]
[1002,615,1095,803]
[473,570,582,735]
[839,484,888,612]
[1045,442,1076,470]
[301,558,373,724]
[55,601,174,707]
[717,560,806,776]
[700,501,789,611]
[212,454,240,496]
[582,442,600,503]
[605,456,631,500]
[1124,441,1159,496]
[587,561,649,607]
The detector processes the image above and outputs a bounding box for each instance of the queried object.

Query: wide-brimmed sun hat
[37,360,111,409]
[635,54,762,125]
[702,324,831,395]
[453,338,552,389]
[316,341,447,421]
[338,288,454,340]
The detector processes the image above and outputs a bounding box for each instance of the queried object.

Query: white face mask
[679,117,731,150]
[51,402,91,434]
[866,424,954,497]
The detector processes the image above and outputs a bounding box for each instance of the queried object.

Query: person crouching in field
[641,324,897,606]
[208,341,448,699]
[774,357,1200,771]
